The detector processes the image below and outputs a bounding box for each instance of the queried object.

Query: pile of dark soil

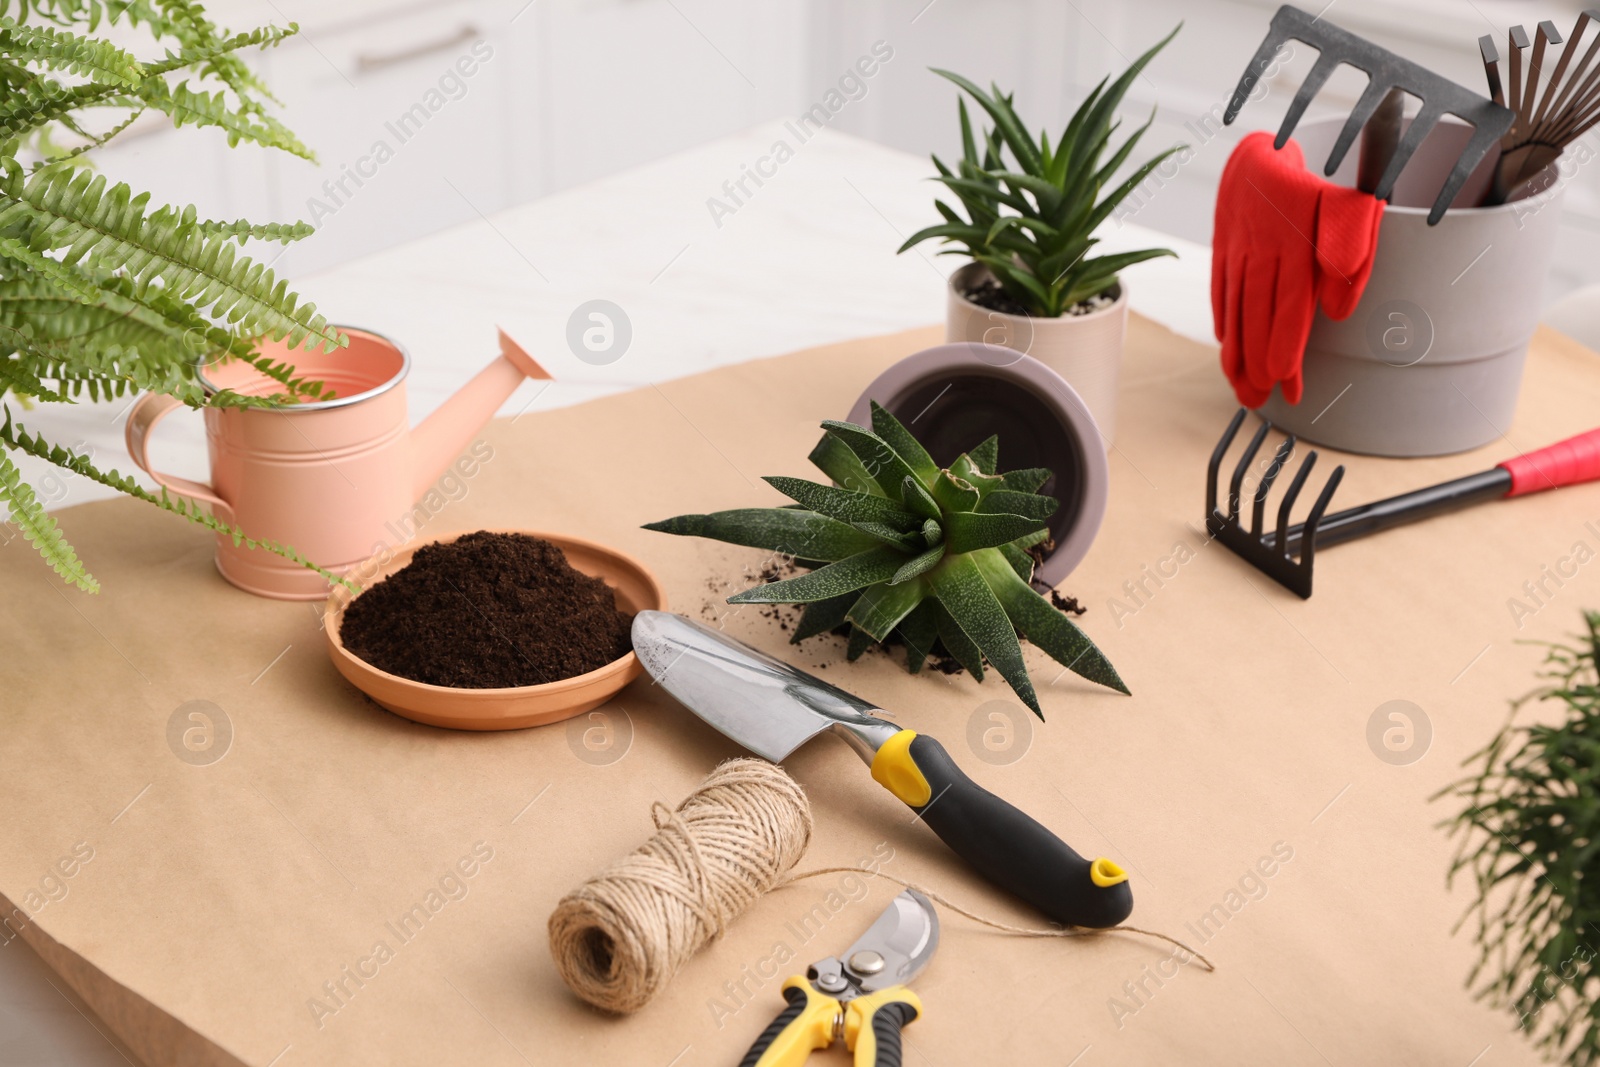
[340,531,634,688]
[706,554,1089,674]
[959,275,1117,318]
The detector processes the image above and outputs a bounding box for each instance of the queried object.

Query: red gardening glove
[1211,132,1385,407]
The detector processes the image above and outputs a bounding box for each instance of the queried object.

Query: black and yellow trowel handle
[738,978,922,1067]
[868,730,1133,929]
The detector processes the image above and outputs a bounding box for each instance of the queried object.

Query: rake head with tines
[1207,409,1344,598]
[1206,409,1600,598]
[1224,5,1516,224]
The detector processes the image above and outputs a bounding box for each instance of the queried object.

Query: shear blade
[837,889,940,993]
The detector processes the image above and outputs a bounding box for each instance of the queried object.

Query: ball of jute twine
[548,758,1211,1015]
[548,759,813,1014]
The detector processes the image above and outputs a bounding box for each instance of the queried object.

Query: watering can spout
[410,328,548,499]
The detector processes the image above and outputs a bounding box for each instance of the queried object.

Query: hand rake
[1206,409,1600,598]
[1223,4,1516,224]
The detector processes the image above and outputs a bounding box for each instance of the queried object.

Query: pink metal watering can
[124,327,548,600]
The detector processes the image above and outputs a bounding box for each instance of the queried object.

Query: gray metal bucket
[1256,117,1565,456]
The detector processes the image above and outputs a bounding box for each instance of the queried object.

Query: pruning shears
[737,889,939,1067]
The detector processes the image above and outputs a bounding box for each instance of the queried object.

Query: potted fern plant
[0,4,345,593]
[900,26,1184,445]
[1439,611,1600,1065]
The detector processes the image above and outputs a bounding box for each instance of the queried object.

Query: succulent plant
[899,25,1183,318]
[644,402,1127,717]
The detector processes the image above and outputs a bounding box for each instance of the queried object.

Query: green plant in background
[644,401,1127,717]
[1439,611,1600,1065]
[899,25,1184,318]
[0,1,346,592]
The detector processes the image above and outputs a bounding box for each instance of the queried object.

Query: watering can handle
[124,394,235,522]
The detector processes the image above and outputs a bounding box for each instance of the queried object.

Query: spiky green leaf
[933,601,985,680]
[809,432,883,496]
[978,490,1058,521]
[900,475,940,522]
[726,546,905,605]
[641,508,883,561]
[931,470,979,513]
[930,69,1043,173]
[890,543,945,585]
[870,400,939,483]
[763,475,919,532]
[792,592,856,643]
[847,579,928,642]
[944,510,1046,554]
[1002,467,1051,494]
[850,521,925,550]
[976,548,1129,695]
[998,542,1035,583]
[896,601,940,674]
[968,434,999,475]
[818,420,920,498]
[931,555,1039,711]
[903,29,1183,317]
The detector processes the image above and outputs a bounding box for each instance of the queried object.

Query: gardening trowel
[630,611,1133,929]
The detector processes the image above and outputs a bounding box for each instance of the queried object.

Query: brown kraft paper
[4,316,1599,1064]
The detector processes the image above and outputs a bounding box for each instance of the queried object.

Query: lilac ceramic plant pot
[847,342,1109,590]
[1257,117,1565,457]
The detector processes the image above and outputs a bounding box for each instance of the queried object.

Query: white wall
[89,0,1600,302]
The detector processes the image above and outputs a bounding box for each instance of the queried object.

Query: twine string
[548,759,1211,1015]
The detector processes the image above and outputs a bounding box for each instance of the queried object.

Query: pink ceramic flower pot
[946,261,1129,447]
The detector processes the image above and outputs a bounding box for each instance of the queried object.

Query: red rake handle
[1501,427,1600,496]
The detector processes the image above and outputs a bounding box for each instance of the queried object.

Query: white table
[11,123,1210,510]
[3,124,1207,1063]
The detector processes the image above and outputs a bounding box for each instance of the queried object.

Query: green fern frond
[150,0,279,100]
[151,204,313,245]
[0,1,335,590]
[0,270,334,406]
[0,232,99,300]
[0,74,118,141]
[146,79,311,159]
[0,17,143,86]
[0,2,170,34]
[0,445,96,590]
[0,167,342,350]
[0,327,74,400]
[27,105,142,171]
[1,406,353,590]
[143,23,298,79]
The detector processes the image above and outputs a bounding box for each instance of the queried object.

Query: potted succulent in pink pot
[899,27,1185,446]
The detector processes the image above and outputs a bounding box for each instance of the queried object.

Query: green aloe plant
[0,1,345,592]
[899,25,1184,318]
[644,402,1127,717]
[1439,611,1600,1065]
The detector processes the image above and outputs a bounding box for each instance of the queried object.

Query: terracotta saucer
[323,529,666,731]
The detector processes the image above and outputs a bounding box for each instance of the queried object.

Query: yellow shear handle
[740,976,839,1067]
[845,986,923,1067]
